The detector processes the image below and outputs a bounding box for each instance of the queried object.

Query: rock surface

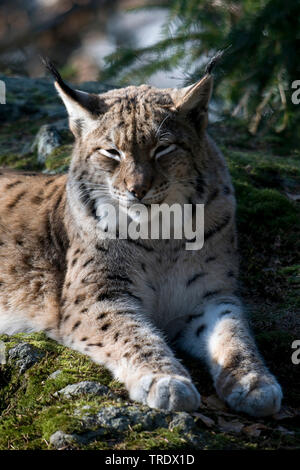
[48,369,63,379]
[169,412,196,433]
[81,405,169,433]
[54,381,113,399]
[49,430,77,449]
[49,405,175,448]
[31,124,62,163]
[8,342,45,373]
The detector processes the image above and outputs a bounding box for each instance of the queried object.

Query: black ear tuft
[41,56,63,83]
[205,48,228,75]
[41,56,78,102]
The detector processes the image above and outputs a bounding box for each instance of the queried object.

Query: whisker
[155,114,171,137]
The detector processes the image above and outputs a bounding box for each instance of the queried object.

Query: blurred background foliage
[102,0,300,147]
[0,0,299,148]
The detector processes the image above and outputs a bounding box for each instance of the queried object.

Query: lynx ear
[176,74,213,113]
[175,74,213,129]
[42,58,104,137]
[174,51,225,128]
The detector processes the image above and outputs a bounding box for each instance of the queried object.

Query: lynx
[0,61,282,416]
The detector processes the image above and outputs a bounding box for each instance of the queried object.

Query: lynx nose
[125,163,153,200]
[128,186,148,200]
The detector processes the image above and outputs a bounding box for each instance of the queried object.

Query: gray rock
[48,369,63,380]
[31,124,62,163]
[82,405,168,433]
[49,405,170,446]
[8,342,45,373]
[49,405,171,447]
[169,412,196,433]
[49,430,77,449]
[54,380,112,399]
[50,428,107,448]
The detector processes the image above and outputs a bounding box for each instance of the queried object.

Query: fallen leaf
[217,416,244,433]
[192,412,215,428]
[243,423,268,438]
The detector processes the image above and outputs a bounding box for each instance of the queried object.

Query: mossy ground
[0,81,299,450]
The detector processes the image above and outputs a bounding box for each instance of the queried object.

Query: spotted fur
[0,67,282,416]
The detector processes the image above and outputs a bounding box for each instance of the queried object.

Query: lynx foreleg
[177,296,282,416]
[59,291,200,411]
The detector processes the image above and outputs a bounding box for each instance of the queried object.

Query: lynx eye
[99,148,121,161]
[154,143,177,159]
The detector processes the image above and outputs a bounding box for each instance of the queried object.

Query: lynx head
[45,60,215,213]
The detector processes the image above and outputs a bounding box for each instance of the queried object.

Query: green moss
[217,143,300,313]
[1,331,300,450]
[0,152,42,171]
[116,428,193,450]
[0,333,123,449]
[39,406,85,441]
[45,145,72,172]
[235,183,297,232]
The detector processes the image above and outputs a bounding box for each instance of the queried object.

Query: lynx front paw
[223,373,283,417]
[130,374,201,412]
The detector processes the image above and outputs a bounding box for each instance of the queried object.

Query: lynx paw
[224,374,282,417]
[130,374,201,412]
